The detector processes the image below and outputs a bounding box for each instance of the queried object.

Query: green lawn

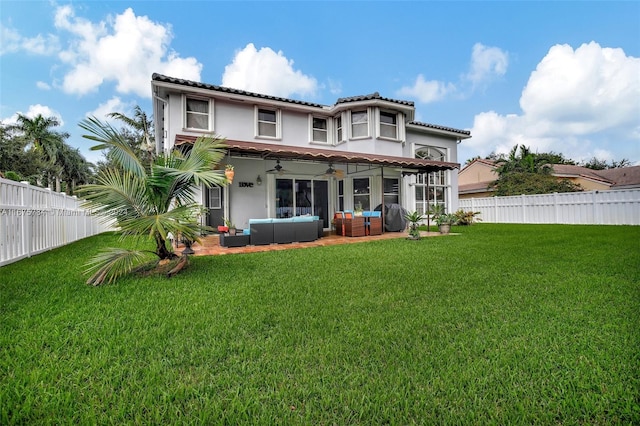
[1,224,639,424]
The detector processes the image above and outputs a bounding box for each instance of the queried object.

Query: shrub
[454,209,482,225]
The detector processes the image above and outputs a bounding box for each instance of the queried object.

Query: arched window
[414,146,448,215]
[415,146,445,161]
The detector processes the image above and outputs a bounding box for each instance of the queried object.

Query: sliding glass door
[276,178,329,228]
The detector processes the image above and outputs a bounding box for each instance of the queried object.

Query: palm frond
[79,116,146,177]
[117,203,205,242]
[84,248,152,286]
[171,136,228,187]
[78,169,149,221]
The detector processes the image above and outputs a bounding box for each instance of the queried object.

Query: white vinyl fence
[0,178,111,267]
[459,189,640,225]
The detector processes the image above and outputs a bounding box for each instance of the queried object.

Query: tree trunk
[155,234,174,259]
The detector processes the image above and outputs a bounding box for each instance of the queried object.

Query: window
[379,111,398,139]
[311,116,328,143]
[415,146,449,215]
[415,146,445,161]
[353,177,370,211]
[335,116,343,144]
[256,107,280,138]
[338,180,344,211]
[383,178,399,204]
[185,97,211,130]
[208,187,221,209]
[351,110,369,138]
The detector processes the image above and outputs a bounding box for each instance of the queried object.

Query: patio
[183,230,445,256]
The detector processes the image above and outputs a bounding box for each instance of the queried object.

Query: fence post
[554,192,559,224]
[522,194,526,223]
[20,181,30,258]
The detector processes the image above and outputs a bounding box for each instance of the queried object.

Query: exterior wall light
[256,175,262,186]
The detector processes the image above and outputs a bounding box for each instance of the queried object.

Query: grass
[1,224,639,424]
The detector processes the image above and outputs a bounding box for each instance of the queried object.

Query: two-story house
[151,73,471,232]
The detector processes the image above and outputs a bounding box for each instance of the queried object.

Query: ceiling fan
[316,163,345,179]
[266,159,287,175]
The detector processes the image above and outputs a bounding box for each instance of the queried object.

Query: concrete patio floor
[181,230,446,256]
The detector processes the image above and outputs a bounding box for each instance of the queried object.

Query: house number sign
[238,182,254,188]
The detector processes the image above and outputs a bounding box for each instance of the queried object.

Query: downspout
[153,93,168,155]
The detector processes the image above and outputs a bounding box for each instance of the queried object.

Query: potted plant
[224,218,237,235]
[225,164,235,182]
[404,210,425,240]
[434,213,456,234]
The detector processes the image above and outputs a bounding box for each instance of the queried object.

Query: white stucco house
[151,73,471,232]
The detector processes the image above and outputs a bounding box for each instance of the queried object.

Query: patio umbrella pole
[427,173,430,230]
[381,166,385,233]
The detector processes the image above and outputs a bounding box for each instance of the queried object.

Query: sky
[1,0,639,167]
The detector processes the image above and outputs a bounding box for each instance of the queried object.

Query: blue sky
[1,1,639,166]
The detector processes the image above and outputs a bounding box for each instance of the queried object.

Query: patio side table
[344,216,366,237]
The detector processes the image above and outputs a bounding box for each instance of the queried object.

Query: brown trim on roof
[175,135,460,172]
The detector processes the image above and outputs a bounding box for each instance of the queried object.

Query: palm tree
[77,116,229,286]
[57,144,93,194]
[13,114,69,190]
[108,106,155,168]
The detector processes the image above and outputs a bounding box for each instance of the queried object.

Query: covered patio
[176,135,460,233]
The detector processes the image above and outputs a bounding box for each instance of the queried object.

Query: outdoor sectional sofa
[248,216,322,245]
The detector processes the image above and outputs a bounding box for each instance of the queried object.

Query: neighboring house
[551,164,640,191]
[458,159,498,199]
[151,73,471,231]
[458,159,640,199]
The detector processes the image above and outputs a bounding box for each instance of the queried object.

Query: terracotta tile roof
[175,135,460,172]
[335,92,414,107]
[152,73,326,108]
[153,73,472,138]
[409,121,471,137]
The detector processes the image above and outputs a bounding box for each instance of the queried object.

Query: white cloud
[398,43,506,103]
[1,104,64,126]
[36,81,51,90]
[396,74,456,103]
[466,43,509,87]
[464,42,640,164]
[86,96,133,124]
[54,5,202,97]
[0,24,60,55]
[327,78,343,95]
[221,43,318,98]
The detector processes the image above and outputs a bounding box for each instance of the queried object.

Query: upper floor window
[416,146,446,162]
[185,97,212,130]
[379,111,398,139]
[256,107,281,139]
[351,110,369,139]
[335,116,343,144]
[311,116,328,143]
